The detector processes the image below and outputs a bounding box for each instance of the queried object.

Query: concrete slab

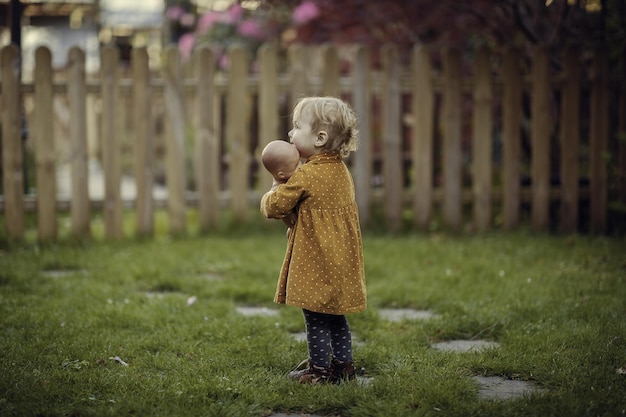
[432,340,500,353]
[472,376,546,400]
[268,414,326,417]
[197,273,223,281]
[379,308,436,322]
[235,306,279,317]
[289,332,308,342]
[41,269,87,278]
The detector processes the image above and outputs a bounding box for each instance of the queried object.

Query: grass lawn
[0,212,625,416]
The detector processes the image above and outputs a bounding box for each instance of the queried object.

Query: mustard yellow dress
[260,152,367,315]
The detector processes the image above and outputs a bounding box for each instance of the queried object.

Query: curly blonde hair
[292,96,359,158]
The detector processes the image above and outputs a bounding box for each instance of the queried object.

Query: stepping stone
[379,308,435,322]
[236,306,279,317]
[197,273,223,281]
[432,340,500,353]
[356,376,374,386]
[289,332,308,342]
[268,414,325,417]
[41,269,87,278]
[472,376,546,400]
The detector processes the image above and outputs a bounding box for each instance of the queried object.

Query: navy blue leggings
[302,309,353,368]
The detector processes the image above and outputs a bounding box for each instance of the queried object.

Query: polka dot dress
[261,152,367,315]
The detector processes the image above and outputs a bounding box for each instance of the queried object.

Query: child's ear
[277,171,287,180]
[315,131,328,148]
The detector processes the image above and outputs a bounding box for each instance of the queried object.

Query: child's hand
[286,227,292,239]
[286,212,298,227]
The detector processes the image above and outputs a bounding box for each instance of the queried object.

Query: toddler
[260,97,367,384]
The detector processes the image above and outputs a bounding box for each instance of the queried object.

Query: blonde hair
[292,96,359,158]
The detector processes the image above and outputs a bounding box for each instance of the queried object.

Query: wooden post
[1,44,24,240]
[618,48,626,206]
[381,43,403,231]
[443,47,462,231]
[100,46,123,239]
[163,46,187,235]
[352,46,372,225]
[67,47,90,239]
[320,44,340,97]
[412,45,434,230]
[589,48,609,234]
[195,46,219,231]
[258,44,279,192]
[288,44,308,110]
[531,45,551,232]
[226,44,250,222]
[132,47,154,237]
[502,47,522,230]
[559,46,580,234]
[471,46,493,231]
[34,46,57,241]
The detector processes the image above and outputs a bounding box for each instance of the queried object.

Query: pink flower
[292,1,320,25]
[165,6,185,21]
[221,4,243,24]
[180,12,196,27]
[197,11,221,33]
[237,19,265,39]
[219,54,230,70]
[178,33,195,61]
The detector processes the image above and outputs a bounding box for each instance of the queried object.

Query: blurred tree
[271,0,625,56]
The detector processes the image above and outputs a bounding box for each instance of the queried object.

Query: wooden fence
[1,42,625,241]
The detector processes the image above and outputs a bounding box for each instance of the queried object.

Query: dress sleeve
[260,169,307,219]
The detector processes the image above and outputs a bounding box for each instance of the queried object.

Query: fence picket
[619,50,626,205]
[320,44,340,97]
[443,47,462,231]
[589,49,609,234]
[352,46,372,224]
[502,47,522,230]
[227,44,250,222]
[1,45,24,240]
[531,46,551,232]
[34,47,57,241]
[258,44,279,193]
[100,46,123,239]
[559,46,580,233]
[67,46,90,239]
[472,46,493,231]
[195,46,219,231]
[412,45,434,230]
[381,44,403,231]
[164,46,187,234]
[132,47,154,237]
[289,44,308,109]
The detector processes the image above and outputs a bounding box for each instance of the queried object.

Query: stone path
[432,340,500,353]
[233,305,547,417]
[472,376,546,400]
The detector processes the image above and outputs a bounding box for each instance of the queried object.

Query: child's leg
[302,310,353,365]
[326,314,353,363]
[302,309,332,368]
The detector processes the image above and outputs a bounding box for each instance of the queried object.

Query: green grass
[0,212,625,416]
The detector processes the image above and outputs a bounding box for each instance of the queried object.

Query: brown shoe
[330,358,356,384]
[288,359,332,384]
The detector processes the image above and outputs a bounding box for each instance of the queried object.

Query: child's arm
[281,211,297,238]
[281,210,297,228]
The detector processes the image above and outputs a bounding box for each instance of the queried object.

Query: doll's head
[261,140,300,182]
